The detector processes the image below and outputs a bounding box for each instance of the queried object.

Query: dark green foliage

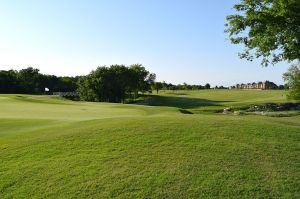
[204,83,211,89]
[0,67,79,94]
[152,82,163,94]
[128,64,156,97]
[77,64,155,102]
[1,65,154,102]
[152,81,212,91]
[18,67,41,93]
[0,70,21,93]
[215,85,227,89]
[226,0,300,66]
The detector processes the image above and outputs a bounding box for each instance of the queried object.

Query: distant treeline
[1,66,219,103]
[152,82,211,93]
[0,65,155,103]
[2,66,287,103]
[0,67,79,94]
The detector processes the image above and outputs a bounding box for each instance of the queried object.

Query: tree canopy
[1,66,213,102]
[0,67,79,94]
[226,0,300,66]
[77,64,155,103]
[283,64,300,100]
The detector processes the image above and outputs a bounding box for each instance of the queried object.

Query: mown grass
[0,92,299,198]
[147,89,292,112]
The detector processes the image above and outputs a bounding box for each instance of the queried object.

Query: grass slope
[147,89,292,112]
[0,92,299,198]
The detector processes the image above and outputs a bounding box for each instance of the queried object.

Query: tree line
[152,82,211,93]
[0,67,79,94]
[0,65,213,102]
[1,63,298,101]
[0,64,156,103]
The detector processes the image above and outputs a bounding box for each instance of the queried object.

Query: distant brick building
[235,81,277,90]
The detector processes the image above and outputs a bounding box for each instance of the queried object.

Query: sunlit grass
[0,92,299,198]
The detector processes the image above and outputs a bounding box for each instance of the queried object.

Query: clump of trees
[0,67,79,94]
[77,64,155,102]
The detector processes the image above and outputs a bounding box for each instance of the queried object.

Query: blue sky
[0,0,290,86]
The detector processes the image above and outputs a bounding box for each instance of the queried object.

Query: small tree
[152,82,163,94]
[204,83,210,89]
[283,64,300,100]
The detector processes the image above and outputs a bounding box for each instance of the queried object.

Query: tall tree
[225,0,300,66]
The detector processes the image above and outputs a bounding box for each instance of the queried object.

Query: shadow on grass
[145,95,233,109]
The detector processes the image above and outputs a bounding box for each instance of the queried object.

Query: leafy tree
[18,67,42,93]
[152,82,163,94]
[109,65,132,102]
[278,85,285,90]
[58,76,79,92]
[0,70,21,93]
[77,75,98,101]
[226,0,300,66]
[146,73,156,92]
[77,65,155,102]
[204,83,211,89]
[0,67,79,94]
[129,64,154,98]
[283,64,300,100]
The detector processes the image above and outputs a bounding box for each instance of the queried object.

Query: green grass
[147,89,292,112]
[0,91,299,198]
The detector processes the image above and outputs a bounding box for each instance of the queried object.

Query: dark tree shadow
[144,95,233,109]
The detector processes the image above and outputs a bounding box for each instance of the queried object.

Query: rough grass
[0,92,299,198]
